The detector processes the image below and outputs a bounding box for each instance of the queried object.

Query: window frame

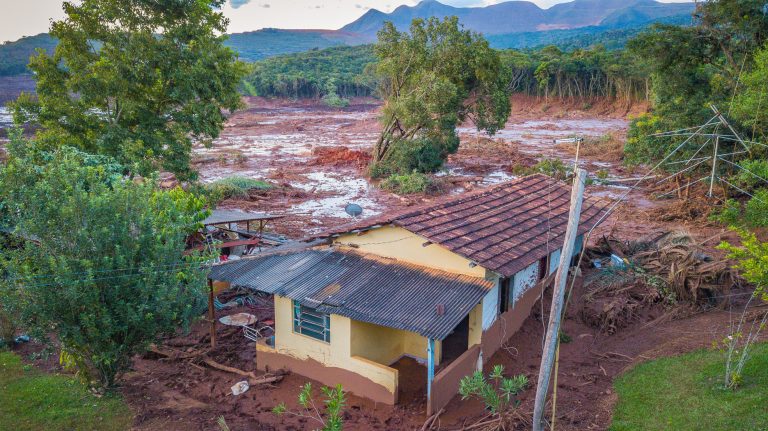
[292,301,331,343]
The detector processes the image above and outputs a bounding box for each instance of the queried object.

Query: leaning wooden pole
[532,168,587,431]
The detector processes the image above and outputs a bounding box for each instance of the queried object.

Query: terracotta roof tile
[316,174,610,278]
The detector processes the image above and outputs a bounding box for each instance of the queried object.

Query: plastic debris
[231,380,250,396]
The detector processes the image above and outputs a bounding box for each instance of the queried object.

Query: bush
[1,146,213,387]
[369,134,459,178]
[459,365,528,414]
[273,383,345,431]
[381,172,432,194]
[512,158,572,181]
[710,189,768,228]
[734,159,768,191]
[205,176,273,202]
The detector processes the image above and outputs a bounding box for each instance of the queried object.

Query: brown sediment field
[197,95,644,238]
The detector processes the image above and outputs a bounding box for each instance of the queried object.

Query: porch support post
[427,338,436,415]
[208,278,216,348]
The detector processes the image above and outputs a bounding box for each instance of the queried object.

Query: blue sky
[1,0,693,43]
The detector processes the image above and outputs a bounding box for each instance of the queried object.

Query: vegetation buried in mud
[0,351,133,431]
[203,176,274,203]
[610,343,768,431]
[380,171,433,195]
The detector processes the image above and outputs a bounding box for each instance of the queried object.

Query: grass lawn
[610,342,768,431]
[0,351,132,431]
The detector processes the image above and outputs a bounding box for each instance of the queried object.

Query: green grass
[0,351,132,431]
[610,343,768,431]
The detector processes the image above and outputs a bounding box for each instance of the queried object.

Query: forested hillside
[241,43,648,104]
[0,34,57,76]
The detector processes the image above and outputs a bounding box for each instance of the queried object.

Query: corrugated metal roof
[203,209,282,226]
[208,249,494,340]
[313,174,610,277]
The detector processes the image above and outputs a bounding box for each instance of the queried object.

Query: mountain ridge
[341,0,694,38]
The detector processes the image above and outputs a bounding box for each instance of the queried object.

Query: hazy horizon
[1,0,694,43]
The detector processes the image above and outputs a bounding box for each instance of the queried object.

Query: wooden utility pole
[532,168,587,431]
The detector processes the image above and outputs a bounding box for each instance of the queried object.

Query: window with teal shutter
[293,300,331,343]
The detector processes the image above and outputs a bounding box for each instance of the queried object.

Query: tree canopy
[371,17,510,176]
[10,0,246,180]
[0,136,212,387]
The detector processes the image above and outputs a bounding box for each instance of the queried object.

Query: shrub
[734,159,768,191]
[273,383,345,431]
[710,189,768,228]
[381,172,432,194]
[369,134,459,178]
[0,146,213,387]
[459,365,528,415]
[205,176,273,202]
[512,158,572,181]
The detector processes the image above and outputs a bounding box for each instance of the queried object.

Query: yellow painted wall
[270,295,400,395]
[334,226,487,277]
[350,320,442,366]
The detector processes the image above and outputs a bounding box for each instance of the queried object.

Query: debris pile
[580,232,742,333]
[310,146,371,168]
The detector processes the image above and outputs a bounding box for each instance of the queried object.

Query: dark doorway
[441,316,469,364]
[539,255,548,280]
[499,278,510,314]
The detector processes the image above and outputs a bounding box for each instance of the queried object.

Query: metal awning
[209,249,494,340]
[203,209,283,226]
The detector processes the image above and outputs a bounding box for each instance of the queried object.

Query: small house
[208,174,608,414]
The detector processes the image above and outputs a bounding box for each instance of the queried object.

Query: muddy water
[194,99,630,226]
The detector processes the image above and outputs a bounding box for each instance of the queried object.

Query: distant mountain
[0,0,695,77]
[0,34,57,77]
[225,28,362,62]
[341,0,694,39]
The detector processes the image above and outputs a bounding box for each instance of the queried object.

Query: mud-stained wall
[481,275,551,361]
[334,225,487,277]
[428,345,481,415]
[268,295,400,396]
[256,342,398,405]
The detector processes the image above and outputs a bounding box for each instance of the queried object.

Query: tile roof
[209,249,494,340]
[317,174,610,277]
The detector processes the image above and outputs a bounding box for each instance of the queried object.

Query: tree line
[242,42,650,104]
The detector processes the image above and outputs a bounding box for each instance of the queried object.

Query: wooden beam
[208,278,217,348]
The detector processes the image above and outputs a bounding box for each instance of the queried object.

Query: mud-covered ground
[4,91,760,430]
[198,95,643,238]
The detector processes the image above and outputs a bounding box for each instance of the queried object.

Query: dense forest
[241,45,377,100]
[241,43,649,103]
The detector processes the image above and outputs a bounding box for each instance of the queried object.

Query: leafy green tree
[371,16,510,175]
[10,0,246,180]
[0,138,211,387]
[624,0,768,167]
[733,44,768,141]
